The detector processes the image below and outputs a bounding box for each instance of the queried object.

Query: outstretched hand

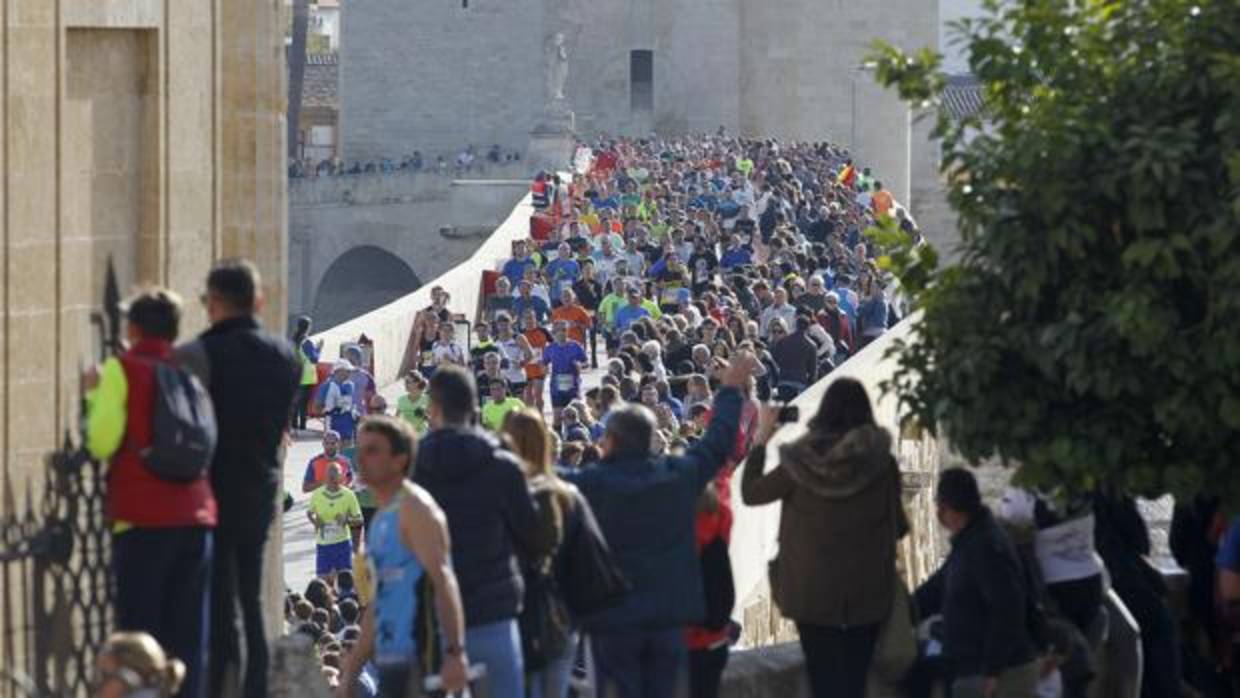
[719,351,758,388]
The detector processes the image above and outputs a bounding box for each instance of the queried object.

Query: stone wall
[340,0,543,162]
[0,0,287,497]
[288,172,527,329]
[309,192,539,383]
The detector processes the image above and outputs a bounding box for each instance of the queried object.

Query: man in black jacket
[413,366,554,698]
[915,468,1039,698]
[178,259,300,698]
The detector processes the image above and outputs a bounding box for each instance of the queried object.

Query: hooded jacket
[413,425,555,627]
[741,424,907,626]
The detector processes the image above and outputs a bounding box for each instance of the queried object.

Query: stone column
[217,0,290,646]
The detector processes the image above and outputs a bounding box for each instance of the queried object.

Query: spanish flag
[836,163,857,188]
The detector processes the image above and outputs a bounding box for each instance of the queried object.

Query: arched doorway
[312,245,421,330]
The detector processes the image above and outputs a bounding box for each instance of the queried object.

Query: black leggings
[797,622,880,698]
[291,385,312,430]
[689,646,729,698]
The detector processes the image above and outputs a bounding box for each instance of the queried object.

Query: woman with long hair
[290,315,322,432]
[501,409,586,698]
[741,377,908,698]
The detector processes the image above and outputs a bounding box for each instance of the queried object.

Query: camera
[777,405,800,424]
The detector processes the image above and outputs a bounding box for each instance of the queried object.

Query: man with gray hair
[565,351,759,698]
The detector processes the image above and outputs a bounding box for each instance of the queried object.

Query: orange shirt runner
[551,304,592,346]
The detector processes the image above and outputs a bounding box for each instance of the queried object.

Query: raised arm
[681,352,757,490]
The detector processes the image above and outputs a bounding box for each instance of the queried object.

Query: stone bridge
[288,168,529,330]
[306,189,948,646]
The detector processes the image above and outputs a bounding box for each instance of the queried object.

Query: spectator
[502,409,592,698]
[177,259,300,698]
[915,468,1039,698]
[741,378,907,697]
[290,315,323,432]
[413,366,555,697]
[85,289,215,698]
[565,352,757,698]
[95,632,186,698]
[1093,492,1183,698]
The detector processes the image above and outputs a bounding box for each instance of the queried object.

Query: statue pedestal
[526,108,576,175]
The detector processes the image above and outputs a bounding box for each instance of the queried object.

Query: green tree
[866,0,1240,501]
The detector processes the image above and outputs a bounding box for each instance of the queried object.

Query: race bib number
[321,522,344,541]
[554,374,576,393]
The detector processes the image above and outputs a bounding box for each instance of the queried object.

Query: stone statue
[546,32,569,107]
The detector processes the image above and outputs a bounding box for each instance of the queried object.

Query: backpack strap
[174,339,211,389]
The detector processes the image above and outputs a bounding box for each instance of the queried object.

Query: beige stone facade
[0,0,287,501]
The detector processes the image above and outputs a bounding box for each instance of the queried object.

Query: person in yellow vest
[290,315,323,433]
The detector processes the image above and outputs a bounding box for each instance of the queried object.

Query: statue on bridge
[545,32,570,113]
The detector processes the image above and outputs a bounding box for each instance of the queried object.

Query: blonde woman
[501,408,587,698]
[93,632,185,698]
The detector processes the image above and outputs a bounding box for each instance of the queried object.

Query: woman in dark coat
[741,377,907,698]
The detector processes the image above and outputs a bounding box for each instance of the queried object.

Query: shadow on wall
[311,245,422,330]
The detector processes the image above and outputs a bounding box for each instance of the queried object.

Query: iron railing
[0,260,120,697]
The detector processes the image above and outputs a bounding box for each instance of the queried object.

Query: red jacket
[109,339,217,528]
[685,399,755,650]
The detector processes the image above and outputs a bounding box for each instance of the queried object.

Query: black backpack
[141,362,217,481]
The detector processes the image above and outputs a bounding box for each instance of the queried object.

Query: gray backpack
[141,362,218,481]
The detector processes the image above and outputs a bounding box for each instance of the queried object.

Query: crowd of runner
[286,134,922,698]
[88,136,1221,698]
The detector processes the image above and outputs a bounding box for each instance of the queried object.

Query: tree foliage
[866,0,1240,502]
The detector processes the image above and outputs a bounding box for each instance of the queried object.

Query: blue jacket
[565,388,742,631]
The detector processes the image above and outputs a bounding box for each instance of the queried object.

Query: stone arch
[312,245,422,330]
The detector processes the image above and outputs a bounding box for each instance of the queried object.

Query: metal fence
[0,440,113,697]
[0,260,119,697]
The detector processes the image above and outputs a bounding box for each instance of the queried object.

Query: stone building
[341,0,976,251]
[0,0,287,527]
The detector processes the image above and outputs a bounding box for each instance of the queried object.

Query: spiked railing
[0,259,120,697]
